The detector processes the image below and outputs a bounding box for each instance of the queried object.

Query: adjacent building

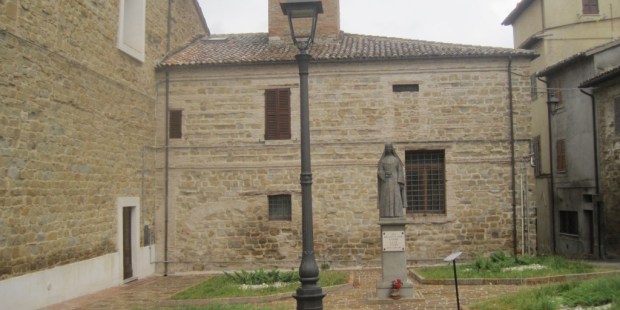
[503,0,620,256]
[537,41,620,258]
[155,0,536,274]
[0,1,207,308]
[580,63,620,259]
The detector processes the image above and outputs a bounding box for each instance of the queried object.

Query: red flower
[391,278,403,290]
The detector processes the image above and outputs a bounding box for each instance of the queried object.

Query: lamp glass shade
[280,0,323,50]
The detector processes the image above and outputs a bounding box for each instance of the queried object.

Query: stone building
[0,0,207,308]
[503,0,620,255]
[580,63,620,259]
[155,0,537,274]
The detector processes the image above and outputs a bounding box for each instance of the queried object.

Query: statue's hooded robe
[377,144,408,218]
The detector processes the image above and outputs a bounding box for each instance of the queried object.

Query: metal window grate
[405,150,445,213]
[533,136,541,177]
[268,195,291,220]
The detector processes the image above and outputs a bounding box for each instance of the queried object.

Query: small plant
[223,268,299,285]
[320,262,331,271]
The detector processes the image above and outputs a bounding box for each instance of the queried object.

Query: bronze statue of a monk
[377,143,407,218]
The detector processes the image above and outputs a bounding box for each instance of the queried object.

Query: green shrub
[223,268,299,285]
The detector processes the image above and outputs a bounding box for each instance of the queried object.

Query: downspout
[164,0,172,276]
[539,76,557,254]
[508,57,518,256]
[580,89,604,259]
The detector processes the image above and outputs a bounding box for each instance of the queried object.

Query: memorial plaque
[382,231,405,251]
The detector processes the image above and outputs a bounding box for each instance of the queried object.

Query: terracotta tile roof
[158,32,536,68]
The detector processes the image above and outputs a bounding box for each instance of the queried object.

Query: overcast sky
[198,0,521,48]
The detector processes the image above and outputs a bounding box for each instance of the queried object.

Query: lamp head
[280,0,323,52]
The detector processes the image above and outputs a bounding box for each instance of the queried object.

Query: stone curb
[409,269,620,285]
[158,283,353,307]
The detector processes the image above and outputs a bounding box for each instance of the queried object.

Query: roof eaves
[580,66,620,88]
[502,0,536,26]
[537,52,587,77]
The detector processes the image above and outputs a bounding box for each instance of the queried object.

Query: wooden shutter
[169,110,182,139]
[556,139,566,173]
[265,89,291,140]
[582,0,599,14]
[615,97,620,135]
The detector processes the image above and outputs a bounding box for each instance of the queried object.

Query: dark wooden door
[123,208,133,280]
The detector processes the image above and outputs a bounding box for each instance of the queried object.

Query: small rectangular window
[405,150,445,213]
[556,139,566,173]
[548,79,562,107]
[268,195,291,221]
[118,0,146,61]
[169,110,182,139]
[533,136,542,177]
[265,89,291,140]
[393,84,419,93]
[559,211,578,235]
[582,0,599,14]
[530,75,538,100]
[614,97,620,135]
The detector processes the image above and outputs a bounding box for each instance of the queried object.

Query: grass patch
[472,275,620,310]
[416,252,596,279]
[171,270,348,300]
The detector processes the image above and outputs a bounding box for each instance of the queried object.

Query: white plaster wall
[0,246,155,310]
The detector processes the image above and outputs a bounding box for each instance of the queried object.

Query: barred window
[582,0,599,14]
[533,136,542,177]
[530,75,538,101]
[268,195,291,221]
[405,150,445,213]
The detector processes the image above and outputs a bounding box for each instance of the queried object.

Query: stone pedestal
[376,218,414,299]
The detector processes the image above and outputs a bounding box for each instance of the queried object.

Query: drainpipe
[508,57,518,256]
[163,0,173,276]
[539,76,557,255]
[579,89,604,259]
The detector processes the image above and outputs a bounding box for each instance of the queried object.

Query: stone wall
[0,0,206,280]
[595,79,620,258]
[159,57,536,272]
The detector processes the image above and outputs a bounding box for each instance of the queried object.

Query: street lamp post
[280,1,325,309]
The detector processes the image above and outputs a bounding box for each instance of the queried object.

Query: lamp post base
[293,285,325,310]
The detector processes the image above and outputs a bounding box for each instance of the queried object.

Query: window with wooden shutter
[614,97,620,135]
[582,0,599,14]
[265,89,291,140]
[556,139,567,173]
[169,110,182,139]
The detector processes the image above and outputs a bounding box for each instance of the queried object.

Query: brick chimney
[268,0,340,42]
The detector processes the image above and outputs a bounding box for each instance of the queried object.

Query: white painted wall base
[0,246,155,310]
